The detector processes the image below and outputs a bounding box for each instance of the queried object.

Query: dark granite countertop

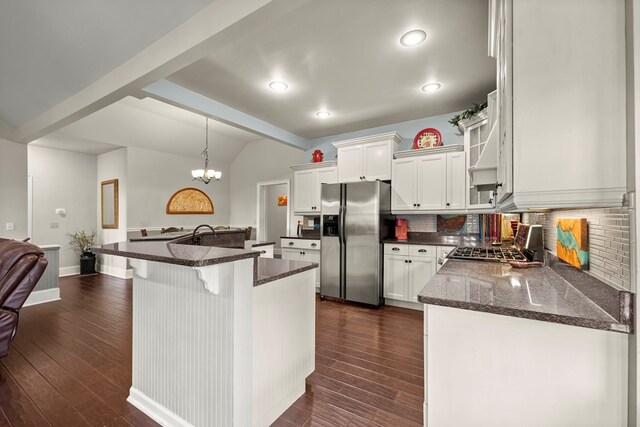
[129,231,191,242]
[383,232,479,247]
[255,258,318,286]
[281,236,321,241]
[417,256,633,334]
[245,240,275,248]
[93,241,259,267]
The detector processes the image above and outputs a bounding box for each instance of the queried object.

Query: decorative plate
[413,128,442,149]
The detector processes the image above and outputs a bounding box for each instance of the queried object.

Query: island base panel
[425,304,628,427]
[129,259,254,427]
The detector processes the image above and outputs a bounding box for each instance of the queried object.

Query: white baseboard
[97,264,133,279]
[24,288,60,307]
[385,298,424,311]
[127,388,192,427]
[59,265,80,277]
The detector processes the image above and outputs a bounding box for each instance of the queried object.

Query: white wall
[97,148,128,278]
[28,145,97,271]
[265,183,287,251]
[230,139,305,235]
[0,138,27,239]
[126,146,230,230]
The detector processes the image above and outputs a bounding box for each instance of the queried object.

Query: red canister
[312,149,324,163]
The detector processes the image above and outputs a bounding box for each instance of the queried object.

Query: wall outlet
[5,222,14,231]
[50,222,59,229]
[307,219,314,227]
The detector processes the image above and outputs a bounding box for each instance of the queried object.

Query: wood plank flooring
[0,274,424,426]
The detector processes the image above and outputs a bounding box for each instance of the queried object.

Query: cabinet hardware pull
[289,242,294,246]
[404,260,408,263]
[496,182,503,187]
[260,250,266,254]
[446,202,450,206]
[409,260,412,263]
[311,243,317,247]
[418,249,427,253]
[392,247,400,251]
[417,203,421,207]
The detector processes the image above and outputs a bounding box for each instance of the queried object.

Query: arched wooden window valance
[166,188,214,214]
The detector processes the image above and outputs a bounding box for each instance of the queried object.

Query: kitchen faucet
[191,224,215,245]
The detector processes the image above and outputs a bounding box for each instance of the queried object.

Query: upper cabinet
[391,146,466,213]
[494,0,627,210]
[291,162,338,215]
[333,132,401,183]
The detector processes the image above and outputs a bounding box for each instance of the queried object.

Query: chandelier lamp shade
[191,117,222,184]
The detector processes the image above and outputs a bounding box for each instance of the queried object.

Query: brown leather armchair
[0,238,47,358]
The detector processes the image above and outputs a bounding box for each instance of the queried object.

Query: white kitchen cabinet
[281,238,321,288]
[333,132,401,183]
[446,151,466,210]
[494,0,626,209]
[416,154,446,210]
[291,162,337,215]
[383,243,436,308]
[408,257,436,304]
[391,146,466,213]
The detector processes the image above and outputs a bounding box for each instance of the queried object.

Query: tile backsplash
[405,214,480,235]
[522,208,631,290]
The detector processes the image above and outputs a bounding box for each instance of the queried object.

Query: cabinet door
[337,145,363,183]
[314,167,338,211]
[409,257,436,303]
[281,248,302,261]
[496,0,513,203]
[416,154,447,210]
[446,152,466,210]
[362,141,391,181]
[391,158,417,211]
[383,254,408,300]
[293,170,316,213]
[305,250,321,288]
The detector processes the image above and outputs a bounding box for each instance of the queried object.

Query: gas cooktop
[448,246,527,262]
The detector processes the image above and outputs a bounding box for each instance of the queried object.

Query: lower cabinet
[281,238,321,288]
[384,244,437,306]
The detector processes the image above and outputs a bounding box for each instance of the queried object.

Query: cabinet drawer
[281,238,321,250]
[409,245,436,258]
[254,245,274,258]
[384,244,409,256]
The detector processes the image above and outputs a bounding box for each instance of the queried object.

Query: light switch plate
[5,222,14,231]
[50,222,59,229]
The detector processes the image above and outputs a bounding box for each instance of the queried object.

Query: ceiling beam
[11,0,312,144]
[143,80,309,150]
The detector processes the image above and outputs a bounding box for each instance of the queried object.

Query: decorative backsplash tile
[405,214,480,235]
[522,208,630,290]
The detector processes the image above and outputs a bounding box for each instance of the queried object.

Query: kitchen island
[94,240,317,427]
[418,254,632,427]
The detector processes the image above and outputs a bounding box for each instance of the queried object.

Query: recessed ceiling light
[268,81,288,92]
[421,82,442,93]
[400,30,427,47]
[315,111,332,119]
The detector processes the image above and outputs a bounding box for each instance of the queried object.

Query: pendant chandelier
[191,117,221,184]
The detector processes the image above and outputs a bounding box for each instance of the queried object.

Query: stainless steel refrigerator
[320,181,393,306]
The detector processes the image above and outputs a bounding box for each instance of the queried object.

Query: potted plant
[69,230,97,275]
[448,101,488,132]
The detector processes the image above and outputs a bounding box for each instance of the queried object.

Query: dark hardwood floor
[0,274,423,426]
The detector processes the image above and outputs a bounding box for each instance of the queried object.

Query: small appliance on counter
[395,218,408,240]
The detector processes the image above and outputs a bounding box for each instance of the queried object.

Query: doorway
[256,179,290,257]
